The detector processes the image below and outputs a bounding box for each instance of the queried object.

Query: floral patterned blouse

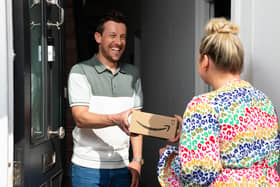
[157,80,280,186]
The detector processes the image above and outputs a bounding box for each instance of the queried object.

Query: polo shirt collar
[92,55,127,74]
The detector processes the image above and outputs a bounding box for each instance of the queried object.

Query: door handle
[46,0,64,30]
[30,0,41,29]
[48,126,65,139]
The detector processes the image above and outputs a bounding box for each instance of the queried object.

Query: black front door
[13,0,64,186]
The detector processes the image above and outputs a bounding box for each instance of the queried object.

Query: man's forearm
[71,106,132,136]
[130,135,143,159]
[72,105,123,128]
[74,111,116,128]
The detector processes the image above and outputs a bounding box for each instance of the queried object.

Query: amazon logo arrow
[136,120,170,132]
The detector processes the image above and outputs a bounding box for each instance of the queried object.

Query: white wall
[140,1,196,186]
[0,0,14,186]
[232,0,280,116]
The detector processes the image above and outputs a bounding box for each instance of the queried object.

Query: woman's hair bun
[205,18,239,35]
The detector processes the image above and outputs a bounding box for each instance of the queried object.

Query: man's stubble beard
[100,44,124,63]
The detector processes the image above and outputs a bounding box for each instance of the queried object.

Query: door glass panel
[47,0,61,132]
[29,0,44,140]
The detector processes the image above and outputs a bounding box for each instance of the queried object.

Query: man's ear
[94,32,102,44]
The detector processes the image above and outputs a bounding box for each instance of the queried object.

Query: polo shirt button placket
[112,78,116,94]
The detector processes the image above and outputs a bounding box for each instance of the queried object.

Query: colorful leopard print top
[157,80,280,186]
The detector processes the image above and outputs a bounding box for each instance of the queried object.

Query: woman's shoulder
[186,93,214,111]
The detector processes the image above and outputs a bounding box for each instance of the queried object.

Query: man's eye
[110,34,116,38]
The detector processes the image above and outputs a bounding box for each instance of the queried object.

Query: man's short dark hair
[96,10,128,34]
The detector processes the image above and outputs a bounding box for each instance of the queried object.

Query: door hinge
[13,161,22,186]
[64,87,68,99]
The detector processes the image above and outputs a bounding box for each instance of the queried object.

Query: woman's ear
[201,54,210,71]
[94,32,102,44]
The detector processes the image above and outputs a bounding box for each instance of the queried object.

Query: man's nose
[114,36,122,45]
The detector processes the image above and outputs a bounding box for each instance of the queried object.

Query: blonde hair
[199,18,244,74]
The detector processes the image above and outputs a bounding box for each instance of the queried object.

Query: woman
[157,18,280,186]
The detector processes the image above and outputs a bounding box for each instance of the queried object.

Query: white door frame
[0,0,14,186]
[195,0,254,94]
[231,0,255,82]
[194,0,213,95]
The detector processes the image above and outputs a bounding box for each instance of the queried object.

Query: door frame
[194,0,213,95]
[231,0,254,82]
[0,0,14,186]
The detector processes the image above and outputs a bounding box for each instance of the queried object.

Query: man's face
[96,21,127,63]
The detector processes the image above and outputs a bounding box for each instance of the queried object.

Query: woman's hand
[167,114,182,143]
[159,145,170,157]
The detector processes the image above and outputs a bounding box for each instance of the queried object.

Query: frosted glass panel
[30,0,44,140]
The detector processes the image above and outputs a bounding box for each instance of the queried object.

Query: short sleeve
[133,78,143,109]
[68,64,92,107]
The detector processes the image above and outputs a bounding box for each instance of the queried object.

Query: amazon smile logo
[136,120,170,132]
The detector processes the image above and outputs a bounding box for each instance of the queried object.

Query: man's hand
[112,108,134,135]
[128,161,141,187]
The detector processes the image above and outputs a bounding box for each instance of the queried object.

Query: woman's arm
[158,96,222,186]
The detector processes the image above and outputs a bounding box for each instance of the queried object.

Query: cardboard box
[129,111,178,139]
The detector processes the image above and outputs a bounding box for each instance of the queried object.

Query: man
[68,10,143,187]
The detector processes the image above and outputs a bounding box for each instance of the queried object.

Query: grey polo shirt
[68,55,143,169]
